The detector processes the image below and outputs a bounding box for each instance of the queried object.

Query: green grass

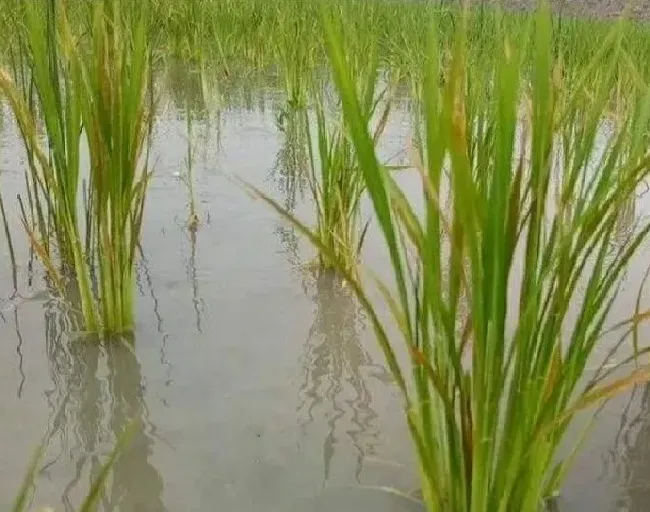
[0,0,644,109]
[305,97,366,275]
[249,3,650,511]
[255,40,393,278]
[0,0,649,113]
[0,0,154,335]
[74,0,153,333]
[274,2,316,111]
[2,0,83,268]
[304,75,390,276]
[2,0,650,507]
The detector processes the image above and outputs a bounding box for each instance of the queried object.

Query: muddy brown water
[1,83,650,511]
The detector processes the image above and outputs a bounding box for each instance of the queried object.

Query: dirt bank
[465,0,650,20]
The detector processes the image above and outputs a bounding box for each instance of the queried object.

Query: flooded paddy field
[3,0,650,510]
[0,79,650,511]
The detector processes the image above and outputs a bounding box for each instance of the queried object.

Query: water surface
[0,79,649,512]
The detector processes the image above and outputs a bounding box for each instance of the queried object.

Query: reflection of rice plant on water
[297,272,391,483]
[271,107,311,270]
[183,101,200,232]
[13,306,163,512]
[612,384,650,510]
[272,106,310,212]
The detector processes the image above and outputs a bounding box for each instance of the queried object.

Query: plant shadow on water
[42,304,166,512]
[296,271,392,485]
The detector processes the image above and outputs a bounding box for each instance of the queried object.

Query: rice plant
[251,38,392,278]
[76,0,153,333]
[0,0,153,335]
[299,66,391,277]
[1,0,84,269]
[256,4,650,511]
[274,3,316,111]
[303,99,365,275]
